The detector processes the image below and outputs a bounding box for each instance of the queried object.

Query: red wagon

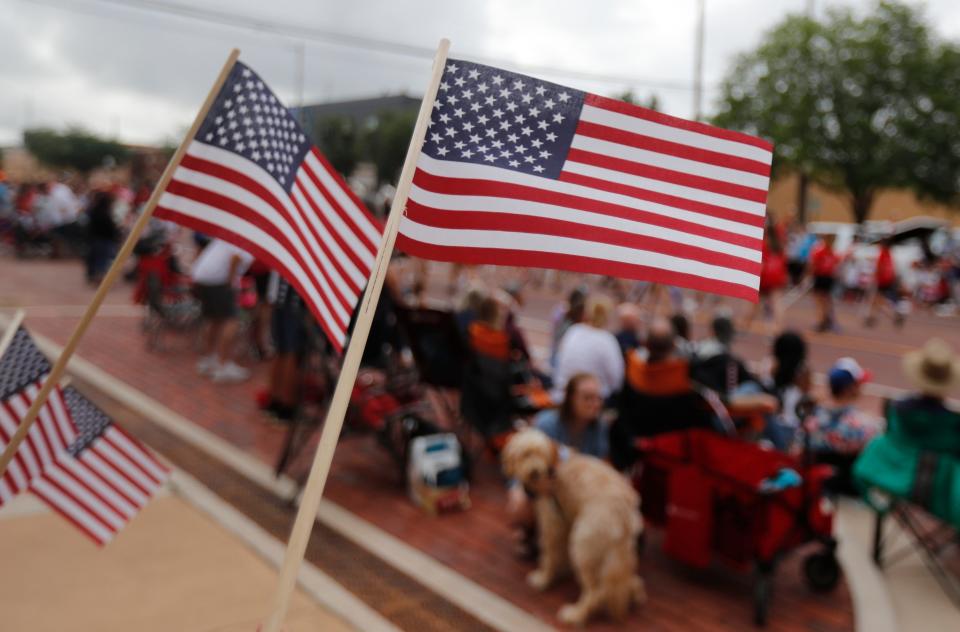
[635,429,841,626]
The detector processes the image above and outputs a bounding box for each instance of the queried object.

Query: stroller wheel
[803,551,841,593]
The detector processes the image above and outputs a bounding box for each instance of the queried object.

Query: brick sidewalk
[1,256,855,630]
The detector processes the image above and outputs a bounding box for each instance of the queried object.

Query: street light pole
[693,0,705,121]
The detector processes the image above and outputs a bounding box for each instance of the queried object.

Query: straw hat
[903,338,960,397]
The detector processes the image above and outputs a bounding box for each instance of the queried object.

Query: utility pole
[692,0,705,121]
[295,41,306,126]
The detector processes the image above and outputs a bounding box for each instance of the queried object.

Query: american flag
[30,388,169,546]
[0,327,168,545]
[155,61,383,352]
[397,59,773,301]
[0,327,74,503]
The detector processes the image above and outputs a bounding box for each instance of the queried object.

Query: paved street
[2,253,959,631]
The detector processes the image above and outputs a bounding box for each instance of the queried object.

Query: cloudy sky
[2,0,959,146]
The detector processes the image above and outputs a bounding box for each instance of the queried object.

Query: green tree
[312,115,360,177]
[23,127,129,174]
[615,90,661,111]
[713,1,960,224]
[362,109,417,185]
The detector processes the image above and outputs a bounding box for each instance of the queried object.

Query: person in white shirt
[48,180,81,225]
[552,296,624,403]
[191,238,255,382]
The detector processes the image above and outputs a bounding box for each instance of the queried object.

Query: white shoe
[196,355,218,375]
[211,361,250,383]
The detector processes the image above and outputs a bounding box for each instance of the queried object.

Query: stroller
[635,429,840,626]
[133,233,199,351]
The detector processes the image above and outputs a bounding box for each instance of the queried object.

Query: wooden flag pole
[0,49,241,480]
[0,310,26,358]
[262,38,451,632]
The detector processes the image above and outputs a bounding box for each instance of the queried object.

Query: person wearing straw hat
[853,338,960,527]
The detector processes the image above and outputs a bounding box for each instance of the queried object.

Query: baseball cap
[828,357,872,394]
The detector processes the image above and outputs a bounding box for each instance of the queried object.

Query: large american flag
[0,327,168,545]
[397,59,773,301]
[155,61,383,351]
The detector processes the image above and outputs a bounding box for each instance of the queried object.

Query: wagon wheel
[803,551,841,593]
[753,566,772,627]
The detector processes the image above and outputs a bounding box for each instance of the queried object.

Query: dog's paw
[632,576,648,606]
[558,604,586,627]
[526,569,551,591]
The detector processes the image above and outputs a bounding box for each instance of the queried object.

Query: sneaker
[196,354,219,375]
[211,361,250,383]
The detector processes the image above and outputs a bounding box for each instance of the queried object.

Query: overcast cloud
[2,0,959,146]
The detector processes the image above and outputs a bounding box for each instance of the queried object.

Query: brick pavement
[0,255,865,630]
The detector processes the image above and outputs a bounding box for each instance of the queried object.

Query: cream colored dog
[502,428,646,626]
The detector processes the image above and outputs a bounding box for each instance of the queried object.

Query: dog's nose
[529,469,541,481]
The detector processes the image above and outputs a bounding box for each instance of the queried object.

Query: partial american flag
[155,61,383,351]
[29,387,169,546]
[397,59,773,301]
[0,327,74,504]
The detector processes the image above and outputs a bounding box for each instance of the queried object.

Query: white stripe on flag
[303,151,382,249]
[157,191,348,343]
[81,449,149,507]
[561,160,767,217]
[58,455,137,519]
[414,154,765,238]
[398,217,760,289]
[104,428,168,485]
[31,477,113,544]
[578,104,773,164]
[45,463,125,530]
[569,134,770,190]
[172,162,359,307]
[407,185,761,262]
[94,438,161,494]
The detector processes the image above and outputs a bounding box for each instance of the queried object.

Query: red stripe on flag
[565,147,769,203]
[574,120,772,177]
[558,170,766,229]
[0,400,35,490]
[584,93,774,151]
[37,470,116,537]
[178,154,361,298]
[404,201,761,276]
[290,174,369,285]
[30,484,109,545]
[106,424,169,478]
[411,169,762,249]
[164,178,351,325]
[307,147,383,250]
[102,427,167,487]
[151,209,348,352]
[396,234,758,302]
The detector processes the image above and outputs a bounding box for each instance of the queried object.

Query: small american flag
[0,327,168,545]
[397,59,773,301]
[30,388,169,546]
[0,327,74,503]
[155,61,383,351]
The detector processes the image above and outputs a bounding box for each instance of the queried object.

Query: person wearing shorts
[192,238,254,382]
[810,235,840,332]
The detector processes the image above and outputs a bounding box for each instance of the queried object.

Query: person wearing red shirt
[810,234,840,331]
[743,230,787,334]
[864,236,904,328]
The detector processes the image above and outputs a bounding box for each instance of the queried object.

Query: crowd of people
[3,167,959,568]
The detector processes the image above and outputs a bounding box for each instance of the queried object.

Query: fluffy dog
[502,428,646,626]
